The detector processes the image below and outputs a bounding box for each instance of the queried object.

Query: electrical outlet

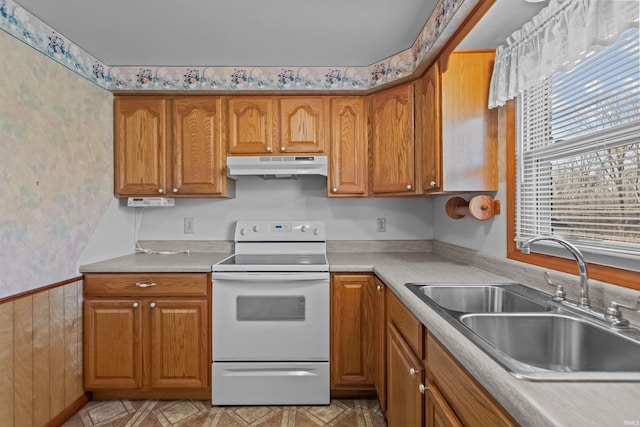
[184,217,195,234]
[377,218,386,232]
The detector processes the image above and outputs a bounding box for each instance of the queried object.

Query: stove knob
[240,228,246,236]
[313,227,320,236]
[253,225,260,232]
[301,225,310,232]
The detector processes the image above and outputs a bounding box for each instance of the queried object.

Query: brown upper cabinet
[328,97,368,197]
[415,51,498,194]
[114,97,168,196]
[114,96,234,198]
[370,83,416,196]
[278,97,328,154]
[227,97,275,155]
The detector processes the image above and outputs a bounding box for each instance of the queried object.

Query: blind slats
[516,27,640,266]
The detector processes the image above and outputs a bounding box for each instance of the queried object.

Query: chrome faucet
[520,236,590,309]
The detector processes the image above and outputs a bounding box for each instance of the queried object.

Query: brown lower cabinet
[425,332,518,427]
[386,288,425,427]
[83,273,211,399]
[330,273,385,405]
[385,286,518,427]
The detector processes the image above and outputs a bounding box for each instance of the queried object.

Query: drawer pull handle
[136,282,156,288]
[419,383,427,394]
[150,302,156,308]
[376,285,382,291]
[133,302,139,308]
[409,367,417,377]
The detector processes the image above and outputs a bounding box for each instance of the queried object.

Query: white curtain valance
[488,0,639,109]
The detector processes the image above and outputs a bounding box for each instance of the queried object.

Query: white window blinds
[516,28,640,268]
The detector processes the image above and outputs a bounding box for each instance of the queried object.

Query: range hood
[227,155,328,179]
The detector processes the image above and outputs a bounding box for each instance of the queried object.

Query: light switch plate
[377,218,386,232]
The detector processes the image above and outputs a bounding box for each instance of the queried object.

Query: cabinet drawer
[84,273,209,297]
[386,288,423,358]
[426,333,517,427]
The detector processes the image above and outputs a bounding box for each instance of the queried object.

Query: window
[515,28,640,273]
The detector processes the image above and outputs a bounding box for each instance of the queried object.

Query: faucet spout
[521,236,590,308]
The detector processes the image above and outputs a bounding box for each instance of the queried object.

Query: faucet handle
[605,297,640,327]
[544,271,566,301]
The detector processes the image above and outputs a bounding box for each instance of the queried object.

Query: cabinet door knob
[266,146,272,152]
[133,302,139,308]
[136,282,156,288]
[406,184,412,191]
[430,181,437,187]
[150,302,156,308]
[409,367,417,377]
[280,146,286,152]
[332,187,338,193]
[376,285,382,291]
[173,188,178,193]
[158,188,164,193]
[419,383,426,394]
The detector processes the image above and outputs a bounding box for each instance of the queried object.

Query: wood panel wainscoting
[0,277,89,427]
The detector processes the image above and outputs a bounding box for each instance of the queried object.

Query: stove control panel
[235,220,326,242]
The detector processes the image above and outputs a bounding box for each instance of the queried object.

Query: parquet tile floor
[62,399,387,427]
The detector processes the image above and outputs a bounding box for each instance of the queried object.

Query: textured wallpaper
[0,31,113,298]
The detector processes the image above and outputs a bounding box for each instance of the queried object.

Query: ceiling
[14,0,547,68]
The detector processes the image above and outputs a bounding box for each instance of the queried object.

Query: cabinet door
[114,97,167,196]
[416,63,442,193]
[172,97,225,195]
[328,97,368,196]
[427,333,517,427]
[426,385,463,427]
[371,84,415,195]
[387,323,423,427]
[149,298,209,389]
[331,274,375,391]
[84,299,143,389]
[372,278,387,412]
[440,51,498,192]
[228,97,274,154]
[279,97,327,153]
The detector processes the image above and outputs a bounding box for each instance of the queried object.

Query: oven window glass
[236,296,305,321]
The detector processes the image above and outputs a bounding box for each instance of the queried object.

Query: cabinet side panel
[441,52,498,192]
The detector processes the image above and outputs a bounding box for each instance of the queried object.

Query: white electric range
[211,220,330,405]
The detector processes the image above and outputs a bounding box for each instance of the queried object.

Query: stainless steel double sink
[406,283,640,381]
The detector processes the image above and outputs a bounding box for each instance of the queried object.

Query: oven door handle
[211,272,329,282]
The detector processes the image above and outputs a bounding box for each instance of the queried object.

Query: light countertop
[79,250,640,427]
[329,252,640,427]
[79,252,230,273]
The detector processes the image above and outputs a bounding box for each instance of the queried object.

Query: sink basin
[407,284,550,313]
[405,282,640,381]
[461,313,640,380]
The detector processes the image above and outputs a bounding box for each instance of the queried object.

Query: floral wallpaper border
[1,0,479,91]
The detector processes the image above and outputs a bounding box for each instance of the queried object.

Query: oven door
[212,272,329,361]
